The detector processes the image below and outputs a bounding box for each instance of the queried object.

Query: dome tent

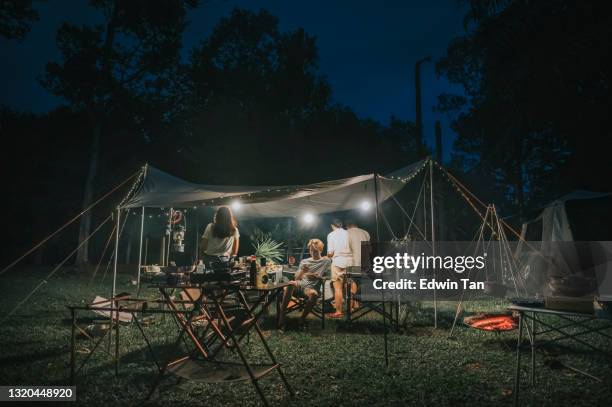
[517,191,612,296]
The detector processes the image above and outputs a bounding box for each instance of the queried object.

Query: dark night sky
[0,0,467,161]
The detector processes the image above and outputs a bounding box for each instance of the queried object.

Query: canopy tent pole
[374,175,381,243]
[429,158,437,329]
[112,207,120,299]
[136,206,145,294]
[374,173,389,367]
[194,211,200,262]
[109,207,121,354]
[449,205,491,337]
[166,208,174,266]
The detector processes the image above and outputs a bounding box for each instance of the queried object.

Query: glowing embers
[464,313,518,332]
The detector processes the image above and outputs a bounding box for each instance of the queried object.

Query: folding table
[508,304,612,406]
[67,296,170,382]
[147,281,294,406]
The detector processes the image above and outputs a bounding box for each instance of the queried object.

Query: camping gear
[281,276,329,329]
[119,162,426,217]
[508,304,612,407]
[544,296,594,314]
[594,299,612,320]
[516,191,612,297]
[249,256,258,286]
[510,297,544,308]
[189,270,247,284]
[166,273,188,286]
[547,275,594,297]
[148,281,294,405]
[345,272,400,329]
[91,295,134,323]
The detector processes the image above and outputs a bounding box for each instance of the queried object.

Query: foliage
[2,5,422,265]
[159,8,421,185]
[248,226,272,244]
[41,0,196,130]
[0,0,38,41]
[251,235,284,264]
[437,0,612,215]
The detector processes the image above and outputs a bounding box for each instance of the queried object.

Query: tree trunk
[75,123,100,267]
[74,2,117,269]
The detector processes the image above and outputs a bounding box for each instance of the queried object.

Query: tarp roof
[120,159,428,219]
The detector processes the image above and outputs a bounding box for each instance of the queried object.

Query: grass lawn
[0,267,611,406]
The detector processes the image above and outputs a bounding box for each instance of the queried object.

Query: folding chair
[278,277,332,329]
[345,274,400,329]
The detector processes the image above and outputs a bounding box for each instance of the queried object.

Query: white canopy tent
[111,158,431,366]
[120,160,427,218]
[112,158,430,293]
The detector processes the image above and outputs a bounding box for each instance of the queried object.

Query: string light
[117,164,147,209]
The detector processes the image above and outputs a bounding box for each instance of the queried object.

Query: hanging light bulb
[360,200,372,211]
[302,212,315,224]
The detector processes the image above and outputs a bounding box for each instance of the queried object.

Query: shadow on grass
[0,346,69,368]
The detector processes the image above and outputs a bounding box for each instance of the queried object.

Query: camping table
[508,304,612,406]
[67,297,186,383]
[147,281,293,406]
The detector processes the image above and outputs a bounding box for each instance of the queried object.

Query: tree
[42,0,198,267]
[163,9,420,186]
[167,9,331,184]
[0,0,38,40]
[437,0,611,216]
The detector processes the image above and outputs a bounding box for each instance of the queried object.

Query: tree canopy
[437,0,612,216]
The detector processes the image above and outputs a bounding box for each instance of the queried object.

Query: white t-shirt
[327,228,353,268]
[202,223,240,256]
[347,227,370,266]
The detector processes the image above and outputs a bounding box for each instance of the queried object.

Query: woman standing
[201,206,240,258]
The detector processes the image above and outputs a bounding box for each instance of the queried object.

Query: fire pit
[464,312,518,332]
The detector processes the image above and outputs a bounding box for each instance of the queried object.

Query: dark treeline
[1,0,611,266]
[438,0,612,218]
[0,2,419,265]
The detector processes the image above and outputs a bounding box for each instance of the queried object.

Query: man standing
[346,219,370,311]
[346,219,370,269]
[326,219,353,318]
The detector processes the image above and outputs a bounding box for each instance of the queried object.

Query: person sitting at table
[201,206,240,260]
[278,239,331,329]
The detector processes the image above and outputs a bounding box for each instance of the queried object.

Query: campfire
[464,313,518,332]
